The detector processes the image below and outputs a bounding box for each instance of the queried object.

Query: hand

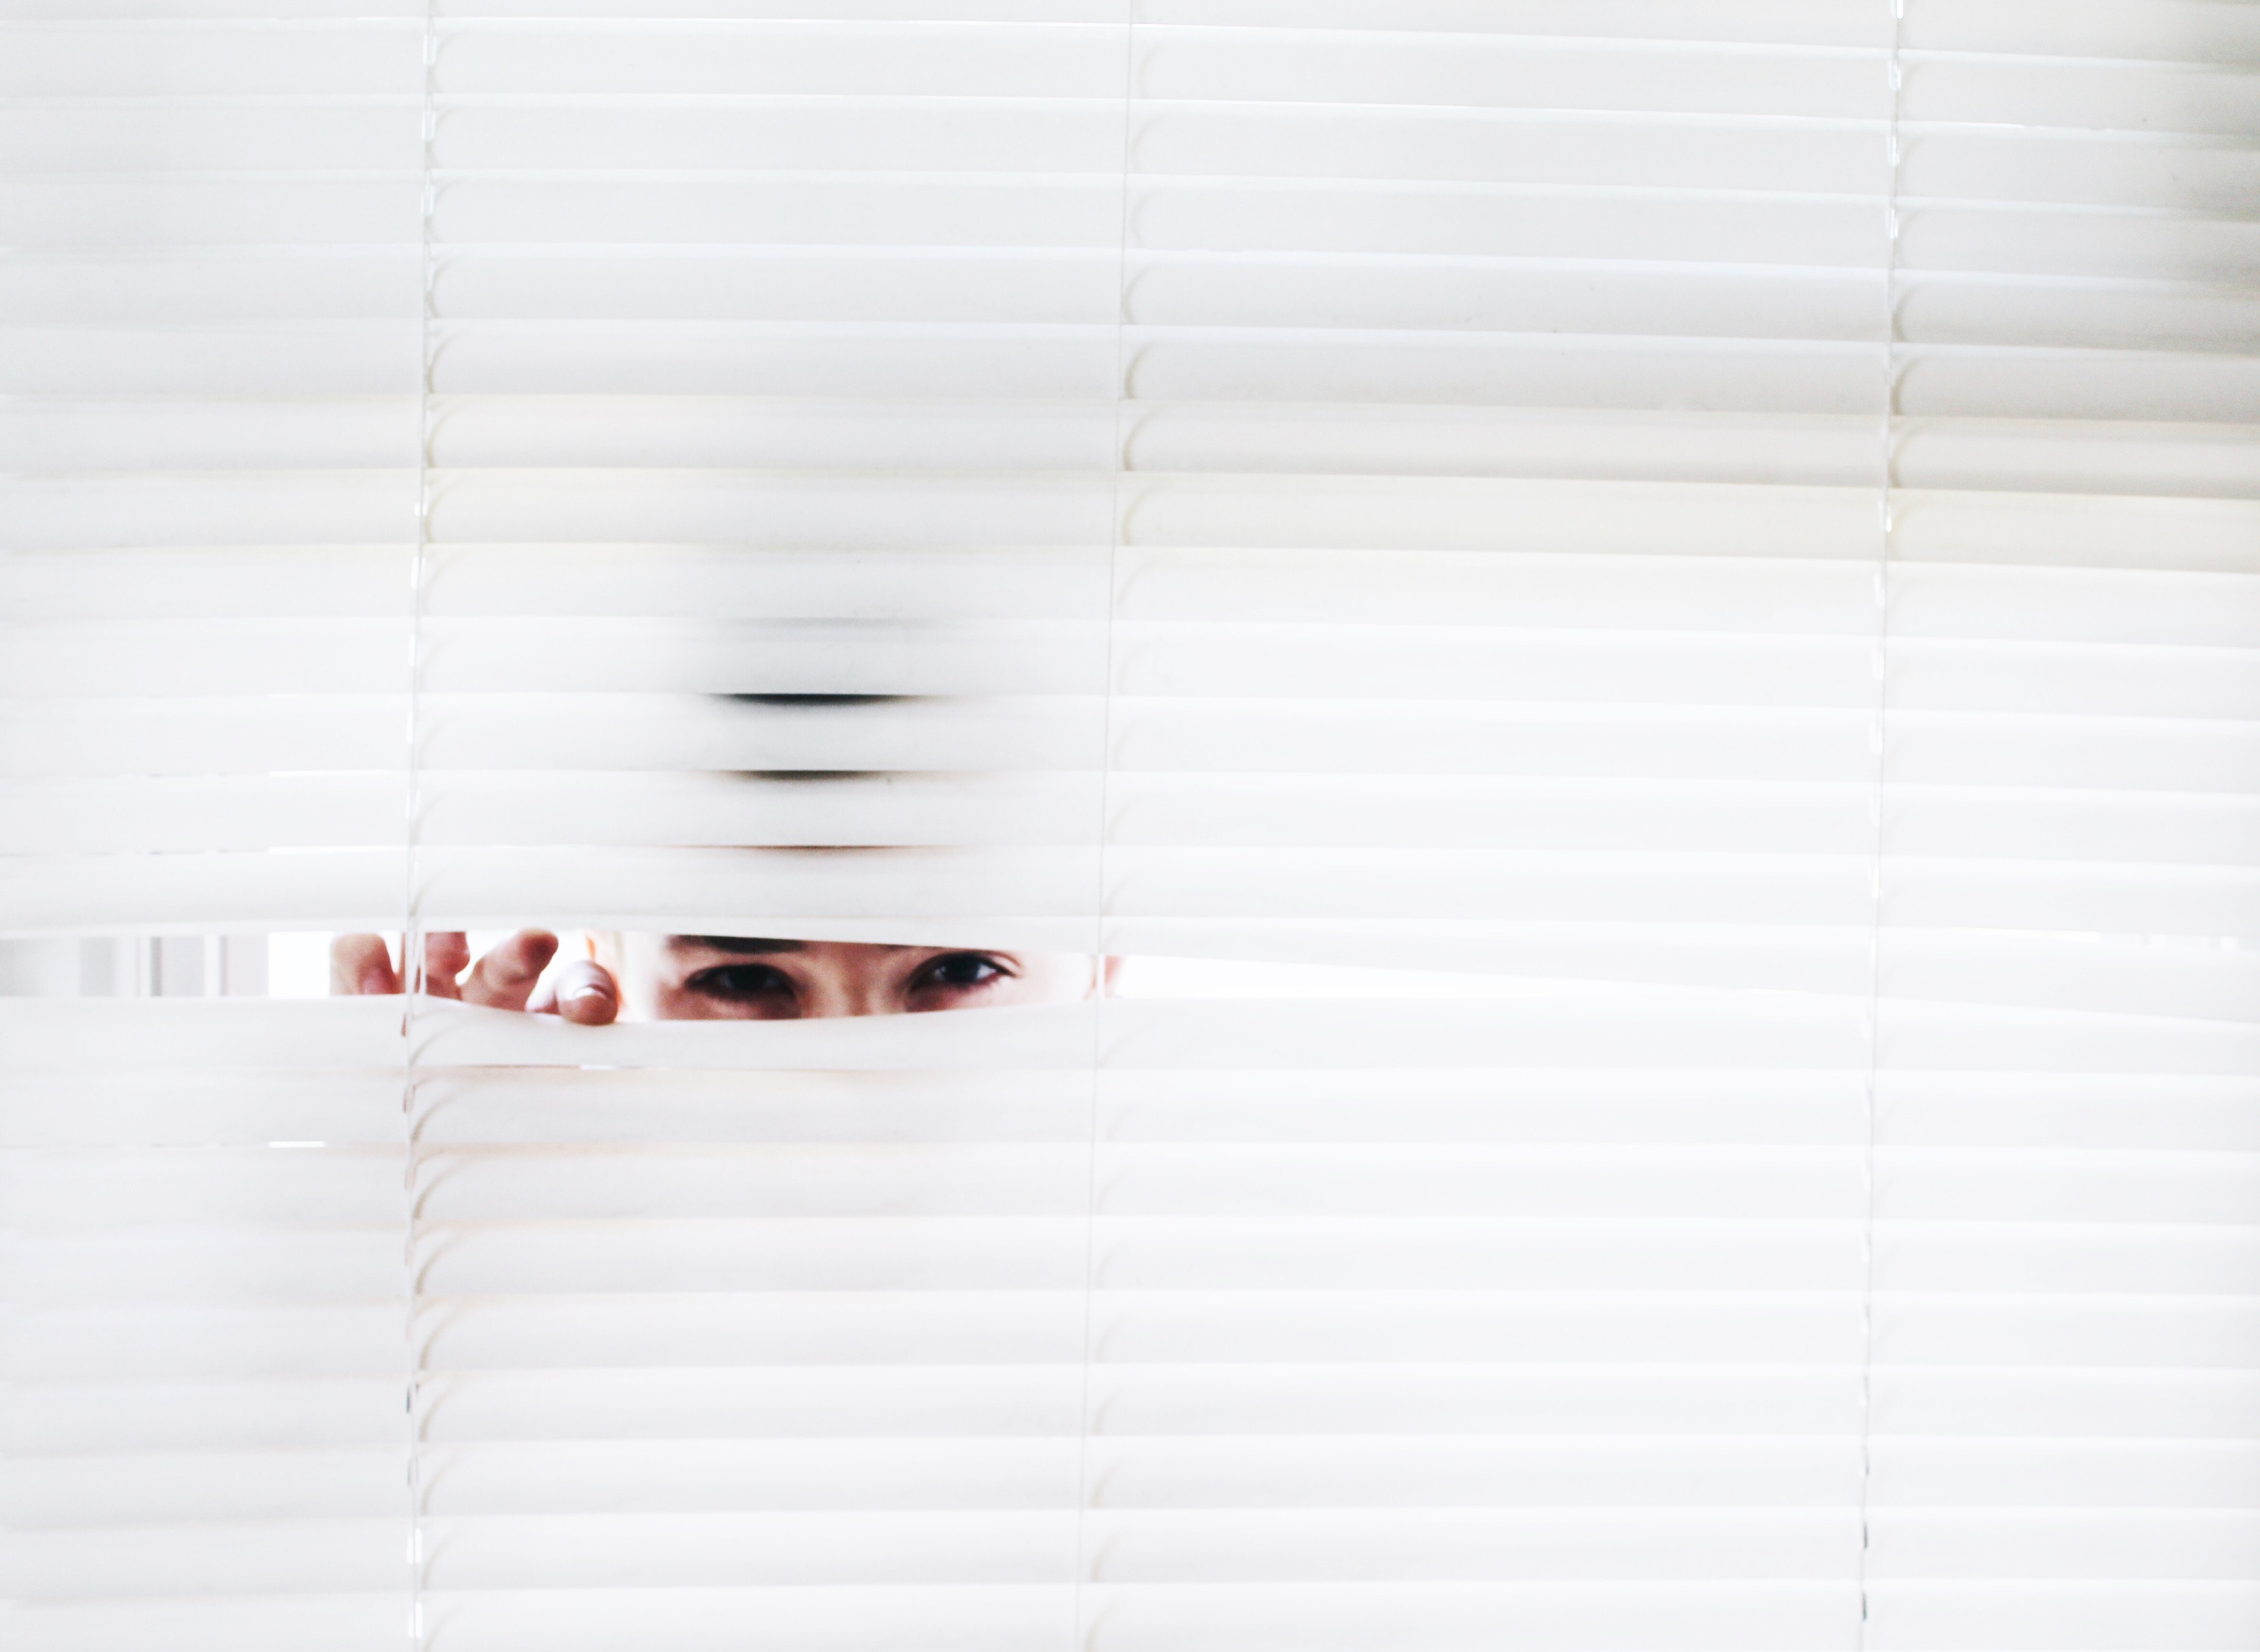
[329,929,620,1025]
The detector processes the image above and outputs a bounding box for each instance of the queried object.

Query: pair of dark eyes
[684,952,1010,1000]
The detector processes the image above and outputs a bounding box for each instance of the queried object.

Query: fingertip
[330,933,395,996]
[559,983,618,1026]
[413,930,466,991]
[503,928,561,979]
[550,959,620,1025]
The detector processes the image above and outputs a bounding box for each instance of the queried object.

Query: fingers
[460,929,560,1012]
[417,932,471,1000]
[336,929,616,1025]
[330,934,398,996]
[536,959,620,1026]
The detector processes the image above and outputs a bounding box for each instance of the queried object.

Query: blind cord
[401,6,442,1647]
[1070,11,1142,1650]
[1857,1,1908,1643]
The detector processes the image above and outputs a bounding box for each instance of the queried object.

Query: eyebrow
[664,936,925,956]
[667,936,806,955]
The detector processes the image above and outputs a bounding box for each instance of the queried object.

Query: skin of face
[331,930,1113,1024]
[596,934,1111,1021]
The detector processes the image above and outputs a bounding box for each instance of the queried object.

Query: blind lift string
[402,3,441,1646]
[1858,1,1908,1645]
[1072,9,1141,1651]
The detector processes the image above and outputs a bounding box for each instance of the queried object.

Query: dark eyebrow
[667,936,806,955]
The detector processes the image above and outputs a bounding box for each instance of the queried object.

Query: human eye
[682,962,797,1007]
[905,951,1013,1008]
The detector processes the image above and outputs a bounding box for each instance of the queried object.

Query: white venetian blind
[5,3,2258,1651]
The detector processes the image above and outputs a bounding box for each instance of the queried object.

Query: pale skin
[330,930,1115,1023]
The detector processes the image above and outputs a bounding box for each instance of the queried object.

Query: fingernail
[565,984,613,1004]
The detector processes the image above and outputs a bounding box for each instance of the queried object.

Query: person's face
[596,935,1109,1021]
